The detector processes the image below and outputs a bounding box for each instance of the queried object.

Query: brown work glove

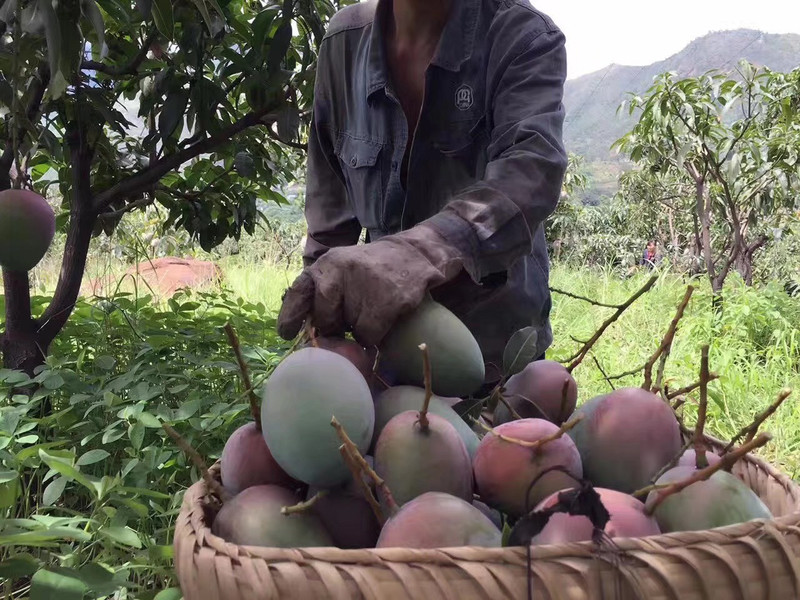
[277,221,476,347]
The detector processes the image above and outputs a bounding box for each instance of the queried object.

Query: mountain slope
[563,29,800,202]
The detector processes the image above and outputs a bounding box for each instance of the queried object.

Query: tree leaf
[76,449,110,466]
[39,0,65,99]
[267,20,292,75]
[234,152,255,178]
[154,588,183,600]
[31,568,87,600]
[135,0,152,18]
[38,450,98,499]
[79,0,105,49]
[151,0,174,40]
[502,327,540,377]
[158,90,189,140]
[98,526,142,548]
[42,476,66,506]
[188,0,214,34]
[128,421,145,450]
[0,554,40,578]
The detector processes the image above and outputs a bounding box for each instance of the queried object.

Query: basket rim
[176,431,800,564]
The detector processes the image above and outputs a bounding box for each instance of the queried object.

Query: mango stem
[163,423,231,505]
[224,322,262,431]
[418,343,432,432]
[475,414,584,452]
[281,489,329,515]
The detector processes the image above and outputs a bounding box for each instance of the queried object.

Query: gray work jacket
[302,0,568,382]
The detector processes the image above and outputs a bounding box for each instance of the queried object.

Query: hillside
[564,29,800,203]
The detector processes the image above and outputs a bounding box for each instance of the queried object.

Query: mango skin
[306,485,381,549]
[303,336,374,382]
[646,466,773,533]
[494,360,578,425]
[371,386,480,459]
[261,347,374,488]
[377,492,502,549]
[567,388,681,494]
[0,189,56,272]
[531,487,660,545]
[378,298,485,398]
[220,422,297,495]
[473,418,583,518]
[211,485,334,548]
[374,411,473,508]
[676,448,723,470]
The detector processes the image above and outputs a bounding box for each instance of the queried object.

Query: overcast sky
[531,0,800,80]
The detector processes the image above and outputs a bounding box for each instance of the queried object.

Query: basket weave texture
[173,435,800,599]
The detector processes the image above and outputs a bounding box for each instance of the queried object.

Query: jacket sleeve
[302,45,363,267]
[423,27,568,282]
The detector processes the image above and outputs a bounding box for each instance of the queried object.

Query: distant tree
[547,152,589,261]
[0,0,347,373]
[614,61,800,295]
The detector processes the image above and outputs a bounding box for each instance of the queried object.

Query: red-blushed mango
[306,485,381,549]
[303,336,374,382]
[645,466,772,533]
[371,386,479,459]
[530,487,660,545]
[211,485,334,548]
[567,388,681,494]
[0,189,56,272]
[261,347,374,488]
[473,418,583,517]
[473,499,503,529]
[676,448,723,469]
[378,298,485,398]
[374,411,473,509]
[220,422,297,495]
[376,492,502,549]
[494,360,578,425]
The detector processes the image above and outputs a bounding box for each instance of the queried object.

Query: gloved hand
[277,221,476,347]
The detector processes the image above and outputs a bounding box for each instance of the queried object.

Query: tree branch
[98,196,153,221]
[265,126,308,151]
[81,31,158,77]
[93,106,281,212]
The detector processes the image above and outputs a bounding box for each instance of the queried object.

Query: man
[277,0,568,385]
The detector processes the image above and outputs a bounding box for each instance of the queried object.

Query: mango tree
[0,0,345,373]
[614,61,800,295]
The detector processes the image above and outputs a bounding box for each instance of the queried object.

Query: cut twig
[496,392,525,422]
[224,323,261,430]
[644,286,694,391]
[338,445,385,524]
[648,437,695,487]
[640,433,772,514]
[418,343,432,431]
[592,355,615,391]
[564,275,658,373]
[304,320,319,348]
[163,423,231,504]
[475,414,584,452]
[558,378,572,423]
[331,416,398,517]
[723,389,793,453]
[693,345,711,470]
[672,397,687,411]
[549,287,621,309]
[281,489,329,515]
[666,375,721,400]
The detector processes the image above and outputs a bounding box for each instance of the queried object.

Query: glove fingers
[276,272,315,341]
[312,270,346,338]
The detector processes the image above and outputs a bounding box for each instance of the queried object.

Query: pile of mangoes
[211,299,774,550]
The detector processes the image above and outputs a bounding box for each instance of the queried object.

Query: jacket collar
[367,0,479,99]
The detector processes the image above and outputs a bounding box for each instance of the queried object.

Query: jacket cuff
[419,211,483,283]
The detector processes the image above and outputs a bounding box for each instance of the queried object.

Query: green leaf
[39,0,65,99]
[154,588,183,600]
[98,526,142,549]
[42,476,66,506]
[77,449,110,466]
[38,450,98,499]
[188,0,214,34]
[267,20,292,75]
[159,90,189,140]
[151,0,174,40]
[31,568,88,600]
[138,411,161,428]
[0,527,92,546]
[0,554,40,578]
[129,421,145,450]
[95,355,116,371]
[80,0,105,48]
[502,327,541,377]
[0,470,18,483]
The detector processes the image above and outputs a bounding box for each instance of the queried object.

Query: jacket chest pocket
[431,115,489,178]
[335,134,385,230]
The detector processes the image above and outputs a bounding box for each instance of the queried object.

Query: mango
[494,360,577,425]
[220,422,297,495]
[0,189,56,272]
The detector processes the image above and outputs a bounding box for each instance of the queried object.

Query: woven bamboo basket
[173,434,800,600]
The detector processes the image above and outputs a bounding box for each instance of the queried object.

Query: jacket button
[350,156,357,166]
